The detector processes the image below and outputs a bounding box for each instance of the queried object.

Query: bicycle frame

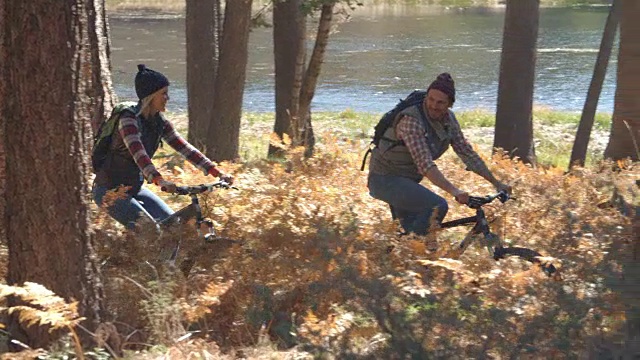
[158,193,215,238]
[158,183,228,263]
[433,192,556,275]
[439,192,507,257]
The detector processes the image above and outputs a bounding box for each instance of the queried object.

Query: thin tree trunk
[87,0,116,134]
[2,0,105,350]
[493,0,539,165]
[604,0,640,161]
[206,0,253,161]
[186,0,220,149]
[269,0,305,157]
[569,0,620,169]
[296,3,334,157]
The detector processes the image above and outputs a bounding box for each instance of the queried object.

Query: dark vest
[368,104,454,182]
[94,109,165,194]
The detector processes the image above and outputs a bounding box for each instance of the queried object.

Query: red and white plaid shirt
[118,115,220,183]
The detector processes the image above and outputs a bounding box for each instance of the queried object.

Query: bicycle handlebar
[162,181,235,195]
[466,190,510,209]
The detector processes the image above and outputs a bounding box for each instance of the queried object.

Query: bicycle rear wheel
[493,246,556,276]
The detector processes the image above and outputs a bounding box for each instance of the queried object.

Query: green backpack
[91,101,138,173]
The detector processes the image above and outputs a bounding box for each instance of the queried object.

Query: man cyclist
[367,73,511,249]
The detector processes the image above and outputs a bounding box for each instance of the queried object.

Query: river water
[109,5,617,114]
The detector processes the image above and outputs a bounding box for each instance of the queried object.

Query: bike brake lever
[498,191,517,203]
[467,197,484,209]
[216,181,238,191]
[497,191,509,203]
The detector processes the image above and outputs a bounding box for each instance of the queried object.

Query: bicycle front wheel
[493,246,557,276]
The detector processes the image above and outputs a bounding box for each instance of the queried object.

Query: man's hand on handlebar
[495,181,512,195]
[453,189,469,205]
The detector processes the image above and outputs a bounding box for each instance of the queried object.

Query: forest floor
[0,109,638,359]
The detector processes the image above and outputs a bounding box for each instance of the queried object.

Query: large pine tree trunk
[186,0,221,149]
[493,0,539,165]
[269,0,305,157]
[569,0,620,169]
[604,0,640,161]
[1,0,105,349]
[0,0,5,248]
[206,0,253,161]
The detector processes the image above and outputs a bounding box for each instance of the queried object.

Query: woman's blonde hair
[137,87,165,117]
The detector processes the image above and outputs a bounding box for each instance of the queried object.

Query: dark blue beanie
[427,72,456,104]
[134,64,170,100]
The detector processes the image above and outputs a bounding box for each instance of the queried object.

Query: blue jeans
[92,184,174,229]
[368,173,448,235]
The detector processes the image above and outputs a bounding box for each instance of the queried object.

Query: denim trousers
[92,184,174,229]
[368,173,448,235]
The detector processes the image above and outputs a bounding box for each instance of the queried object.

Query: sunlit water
[109,5,617,114]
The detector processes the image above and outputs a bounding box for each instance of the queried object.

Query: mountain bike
[158,181,239,277]
[437,191,557,276]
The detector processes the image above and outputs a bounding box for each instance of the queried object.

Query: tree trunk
[269,0,305,157]
[1,0,106,350]
[493,0,539,165]
[206,0,253,162]
[604,0,640,161]
[87,0,116,134]
[186,0,221,149]
[569,0,620,169]
[0,0,5,247]
[295,3,334,158]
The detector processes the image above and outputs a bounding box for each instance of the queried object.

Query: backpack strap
[416,102,430,131]
[360,146,373,171]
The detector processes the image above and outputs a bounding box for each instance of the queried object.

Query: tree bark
[1,0,105,350]
[295,3,335,157]
[186,0,221,149]
[0,0,6,247]
[206,0,253,162]
[493,0,539,165]
[569,0,620,169]
[604,0,640,161]
[269,0,305,157]
[87,0,116,134]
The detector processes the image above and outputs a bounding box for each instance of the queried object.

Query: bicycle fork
[457,208,502,255]
[167,206,218,264]
[165,195,207,265]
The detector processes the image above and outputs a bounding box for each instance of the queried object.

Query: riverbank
[163,108,611,169]
[105,0,610,14]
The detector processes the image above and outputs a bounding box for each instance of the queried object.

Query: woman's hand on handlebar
[157,178,176,193]
[219,173,234,185]
[208,167,234,185]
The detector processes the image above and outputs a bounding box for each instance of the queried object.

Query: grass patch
[106,0,185,12]
[456,107,612,130]
[161,108,611,167]
[105,0,610,13]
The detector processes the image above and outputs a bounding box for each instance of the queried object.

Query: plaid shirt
[118,115,220,182]
[395,112,489,176]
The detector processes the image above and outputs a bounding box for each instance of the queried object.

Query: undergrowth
[1,133,636,359]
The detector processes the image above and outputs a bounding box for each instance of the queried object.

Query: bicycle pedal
[204,233,224,243]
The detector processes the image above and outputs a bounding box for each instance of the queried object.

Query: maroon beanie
[427,72,456,104]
